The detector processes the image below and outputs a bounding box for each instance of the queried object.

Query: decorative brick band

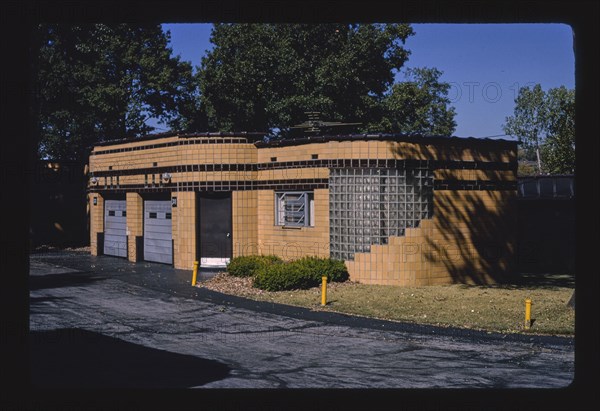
[258,158,516,171]
[91,137,251,156]
[434,179,518,191]
[89,178,330,193]
[89,177,516,194]
[91,163,257,177]
[90,158,516,177]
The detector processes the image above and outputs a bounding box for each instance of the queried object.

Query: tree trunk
[534,133,543,174]
[567,290,575,309]
[535,146,542,174]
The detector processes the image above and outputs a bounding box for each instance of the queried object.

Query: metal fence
[517,175,574,199]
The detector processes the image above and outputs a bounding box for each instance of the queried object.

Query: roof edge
[255,133,519,148]
[93,131,268,147]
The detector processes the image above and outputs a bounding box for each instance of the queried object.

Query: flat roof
[255,133,518,148]
[92,131,518,149]
[92,131,268,147]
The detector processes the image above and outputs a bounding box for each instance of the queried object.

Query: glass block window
[329,168,433,260]
[275,192,315,227]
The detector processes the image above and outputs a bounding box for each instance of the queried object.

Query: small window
[275,191,314,227]
[311,154,318,159]
[149,212,157,219]
[153,162,158,167]
[108,210,115,216]
[271,157,277,162]
[166,212,172,220]
[121,210,126,217]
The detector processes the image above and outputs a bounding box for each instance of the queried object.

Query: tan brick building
[88,132,518,286]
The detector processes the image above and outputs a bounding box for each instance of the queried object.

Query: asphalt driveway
[29,250,574,390]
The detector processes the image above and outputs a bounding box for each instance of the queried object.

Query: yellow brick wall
[255,189,330,259]
[90,138,257,174]
[172,191,196,270]
[90,138,515,186]
[89,135,517,283]
[232,191,258,257]
[126,192,143,262]
[258,141,397,162]
[89,194,103,255]
[345,190,517,286]
[93,136,180,152]
[255,140,515,164]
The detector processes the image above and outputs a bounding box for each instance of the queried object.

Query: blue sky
[161,23,575,138]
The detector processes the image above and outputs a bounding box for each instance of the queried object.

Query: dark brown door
[197,192,232,264]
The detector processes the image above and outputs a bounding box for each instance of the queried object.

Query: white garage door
[143,200,173,264]
[104,200,127,258]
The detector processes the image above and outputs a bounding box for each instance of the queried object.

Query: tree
[199,23,444,136]
[542,86,575,174]
[503,84,575,175]
[516,148,538,176]
[503,84,547,174]
[35,24,200,160]
[373,67,456,136]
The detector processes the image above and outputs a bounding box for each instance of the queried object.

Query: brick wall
[89,194,103,255]
[346,190,517,286]
[88,133,517,285]
[256,189,330,260]
[232,190,258,257]
[172,191,196,270]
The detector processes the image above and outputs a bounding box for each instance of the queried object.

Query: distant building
[88,131,518,286]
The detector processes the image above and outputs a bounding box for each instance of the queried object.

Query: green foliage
[542,87,575,174]
[35,24,202,160]
[226,255,282,277]
[503,84,574,175]
[541,134,575,175]
[517,161,538,177]
[198,23,456,136]
[292,256,350,283]
[253,257,349,291]
[517,148,538,176]
[253,263,312,291]
[371,67,456,136]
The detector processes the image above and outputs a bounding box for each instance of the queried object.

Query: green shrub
[226,255,282,277]
[292,256,349,283]
[253,262,313,291]
[253,257,349,291]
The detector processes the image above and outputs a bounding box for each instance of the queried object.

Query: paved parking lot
[29,251,574,390]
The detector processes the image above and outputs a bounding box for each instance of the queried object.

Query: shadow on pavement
[30,328,230,388]
[29,296,73,305]
[29,273,106,291]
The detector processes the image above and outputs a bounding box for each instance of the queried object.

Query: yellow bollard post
[524,298,532,330]
[191,261,199,286]
[321,276,327,306]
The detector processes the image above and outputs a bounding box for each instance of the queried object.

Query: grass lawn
[201,272,575,336]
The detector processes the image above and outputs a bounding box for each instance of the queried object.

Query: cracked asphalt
[29,251,574,389]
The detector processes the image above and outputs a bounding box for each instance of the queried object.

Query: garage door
[104,200,127,258]
[144,200,173,264]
